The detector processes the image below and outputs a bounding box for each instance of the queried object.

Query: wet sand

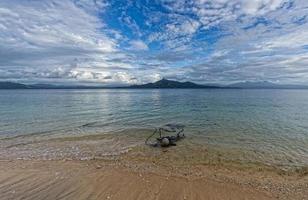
[0,158,307,200]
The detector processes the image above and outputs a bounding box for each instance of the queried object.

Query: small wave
[0,128,67,141]
[80,121,116,129]
[81,122,98,128]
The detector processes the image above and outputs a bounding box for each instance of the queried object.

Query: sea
[0,89,308,170]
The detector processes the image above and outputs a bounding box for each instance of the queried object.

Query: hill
[0,82,29,89]
[1,80,308,89]
[129,79,221,89]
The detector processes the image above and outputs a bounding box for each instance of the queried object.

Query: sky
[0,0,308,86]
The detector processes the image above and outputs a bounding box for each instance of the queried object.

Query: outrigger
[145,123,185,147]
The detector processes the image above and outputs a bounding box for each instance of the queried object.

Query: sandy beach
[0,154,307,200]
[0,130,307,200]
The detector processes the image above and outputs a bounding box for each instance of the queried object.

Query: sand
[0,159,307,200]
[0,131,307,200]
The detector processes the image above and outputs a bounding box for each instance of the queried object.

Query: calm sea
[0,89,308,169]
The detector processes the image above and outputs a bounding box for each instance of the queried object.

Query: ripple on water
[1,89,308,174]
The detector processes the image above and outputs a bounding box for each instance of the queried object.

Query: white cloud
[0,1,117,52]
[0,0,136,84]
[242,0,287,15]
[1,0,308,85]
[160,0,289,29]
[128,40,149,51]
[167,19,200,35]
[262,29,308,49]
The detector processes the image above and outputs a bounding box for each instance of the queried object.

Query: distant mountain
[0,82,110,89]
[30,84,59,89]
[1,80,308,89]
[129,78,221,89]
[227,81,308,89]
[228,81,277,89]
[0,82,29,89]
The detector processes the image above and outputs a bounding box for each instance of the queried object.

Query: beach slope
[0,160,300,200]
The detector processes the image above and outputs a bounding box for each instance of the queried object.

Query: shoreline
[1,129,307,172]
[0,130,307,199]
[0,156,307,200]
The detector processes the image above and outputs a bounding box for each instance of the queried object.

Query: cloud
[0,0,135,84]
[167,19,200,35]
[0,0,308,85]
[128,40,149,51]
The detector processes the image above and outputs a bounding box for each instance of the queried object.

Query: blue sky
[0,0,308,85]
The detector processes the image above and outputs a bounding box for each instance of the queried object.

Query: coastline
[1,129,308,200]
[0,152,307,200]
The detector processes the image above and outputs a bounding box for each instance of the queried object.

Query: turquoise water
[0,89,308,168]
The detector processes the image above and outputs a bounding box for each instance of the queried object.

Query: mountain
[129,78,221,89]
[1,80,308,89]
[29,84,60,89]
[227,81,308,89]
[0,82,109,89]
[228,81,277,89]
[0,82,30,89]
